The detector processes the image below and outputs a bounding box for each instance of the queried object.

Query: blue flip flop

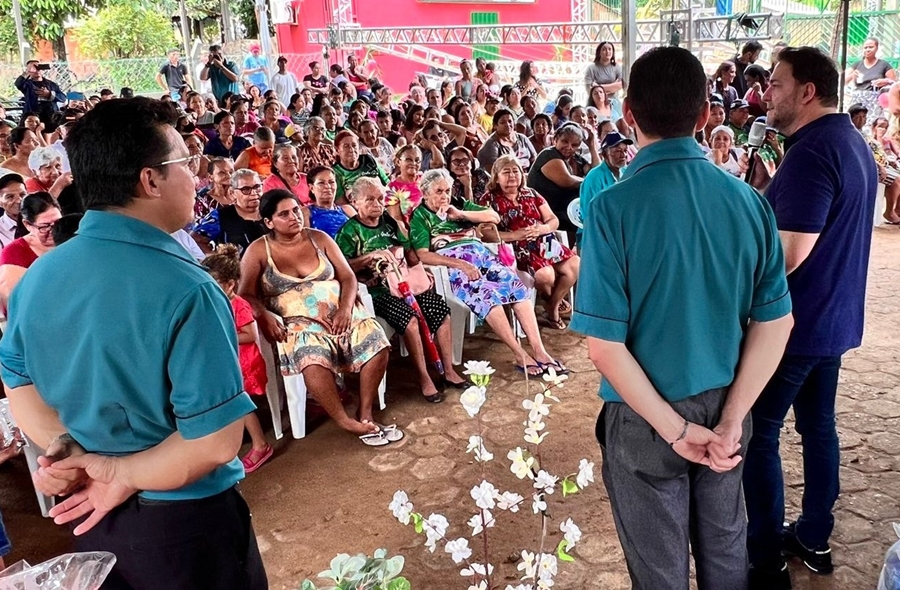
[539,361,570,375]
[515,364,544,377]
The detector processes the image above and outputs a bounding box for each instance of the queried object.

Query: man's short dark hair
[100,88,114,97]
[742,41,763,55]
[209,44,222,52]
[847,103,868,117]
[625,46,708,139]
[65,97,179,210]
[775,46,839,108]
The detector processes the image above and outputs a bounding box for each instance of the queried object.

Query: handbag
[383,248,433,297]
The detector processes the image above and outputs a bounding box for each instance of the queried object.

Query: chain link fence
[784,10,900,65]
[0,58,167,102]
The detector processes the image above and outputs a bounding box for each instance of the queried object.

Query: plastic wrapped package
[879,523,900,590]
[0,552,116,590]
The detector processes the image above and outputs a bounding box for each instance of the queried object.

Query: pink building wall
[276,0,573,91]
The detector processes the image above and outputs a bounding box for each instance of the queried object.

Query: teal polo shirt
[577,160,621,246]
[571,137,791,403]
[0,211,255,500]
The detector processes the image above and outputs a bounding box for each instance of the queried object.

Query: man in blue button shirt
[743,47,877,590]
[0,98,267,589]
[572,47,794,590]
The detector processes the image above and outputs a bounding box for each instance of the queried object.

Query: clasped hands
[670,417,744,473]
[32,435,136,536]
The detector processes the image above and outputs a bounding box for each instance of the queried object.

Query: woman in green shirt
[333,130,389,203]
[409,169,565,376]
[336,176,470,402]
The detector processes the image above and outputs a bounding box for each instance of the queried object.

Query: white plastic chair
[0,399,54,517]
[426,264,467,365]
[567,198,583,229]
[276,290,387,440]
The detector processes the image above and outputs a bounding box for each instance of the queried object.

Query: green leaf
[412,512,424,534]
[299,581,317,590]
[556,539,575,562]
[388,577,411,590]
[561,478,579,497]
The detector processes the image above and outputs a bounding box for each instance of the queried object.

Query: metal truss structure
[310,13,783,47]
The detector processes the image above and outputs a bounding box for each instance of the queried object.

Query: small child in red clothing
[203,245,273,473]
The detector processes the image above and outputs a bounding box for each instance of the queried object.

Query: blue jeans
[0,507,10,557]
[743,354,841,567]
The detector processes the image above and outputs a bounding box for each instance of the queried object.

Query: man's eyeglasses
[150,154,201,168]
[235,184,263,195]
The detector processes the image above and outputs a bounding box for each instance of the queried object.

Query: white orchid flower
[522,393,551,422]
[466,435,493,462]
[470,480,498,510]
[460,385,487,417]
[468,583,488,590]
[445,537,473,564]
[524,426,549,445]
[576,458,595,489]
[496,491,524,512]
[533,470,558,494]
[467,509,494,535]
[516,550,537,579]
[507,447,535,480]
[388,490,413,525]
[559,518,582,549]
[505,585,531,590]
[463,360,495,377]
[532,493,547,514]
[542,366,568,386]
[423,513,449,553]
[460,563,494,577]
[538,553,558,581]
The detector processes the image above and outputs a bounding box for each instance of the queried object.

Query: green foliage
[300,550,409,590]
[556,540,575,563]
[76,3,177,59]
[0,0,101,50]
[561,477,579,498]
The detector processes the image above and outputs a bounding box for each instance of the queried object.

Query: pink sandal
[241,445,273,474]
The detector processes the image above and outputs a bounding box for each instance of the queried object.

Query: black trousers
[73,486,268,590]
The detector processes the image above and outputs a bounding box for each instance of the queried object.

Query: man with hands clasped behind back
[0,98,267,590]
[571,46,794,590]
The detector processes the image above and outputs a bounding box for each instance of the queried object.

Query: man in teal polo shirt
[0,98,266,589]
[571,47,794,590]
[575,130,631,246]
[201,44,241,105]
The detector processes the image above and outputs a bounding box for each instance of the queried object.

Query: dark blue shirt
[203,134,251,159]
[765,113,876,356]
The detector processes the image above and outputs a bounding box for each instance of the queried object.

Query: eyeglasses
[450,159,470,166]
[150,154,201,168]
[29,221,56,233]
[235,184,263,195]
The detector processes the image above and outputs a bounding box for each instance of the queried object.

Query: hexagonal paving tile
[410,455,457,480]
[368,451,414,472]
[409,434,454,458]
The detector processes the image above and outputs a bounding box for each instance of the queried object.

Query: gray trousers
[597,388,751,590]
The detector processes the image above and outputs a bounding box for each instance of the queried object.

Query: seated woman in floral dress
[239,189,394,443]
[409,169,566,376]
[477,155,580,329]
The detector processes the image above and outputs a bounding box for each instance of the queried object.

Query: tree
[0,0,103,60]
[76,3,177,59]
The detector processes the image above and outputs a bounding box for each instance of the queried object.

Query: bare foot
[420,376,439,398]
[337,418,381,436]
[516,353,543,376]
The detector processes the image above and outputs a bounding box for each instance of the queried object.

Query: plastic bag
[878,523,900,590]
[0,552,116,590]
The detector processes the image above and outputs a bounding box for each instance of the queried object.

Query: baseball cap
[709,125,735,139]
[0,171,25,191]
[730,99,750,110]
[600,131,634,150]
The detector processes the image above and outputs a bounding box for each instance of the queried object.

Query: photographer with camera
[200,44,241,106]
[14,61,65,130]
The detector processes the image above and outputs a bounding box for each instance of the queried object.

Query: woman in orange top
[234,126,275,178]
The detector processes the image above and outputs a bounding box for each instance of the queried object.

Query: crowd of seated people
[1,43,898,457]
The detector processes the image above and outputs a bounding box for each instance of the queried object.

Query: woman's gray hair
[304,116,324,131]
[555,123,584,142]
[271,144,296,169]
[28,146,62,172]
[585,106,600,118]
[348,176,385,202]
[419,168,453,196]
[230,168,260,188]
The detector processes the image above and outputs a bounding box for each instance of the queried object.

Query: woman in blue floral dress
[409,169,566,376]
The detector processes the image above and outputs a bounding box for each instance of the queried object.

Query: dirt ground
[4,228,900,589]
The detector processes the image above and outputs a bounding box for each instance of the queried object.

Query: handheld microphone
[743,120,767,184]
